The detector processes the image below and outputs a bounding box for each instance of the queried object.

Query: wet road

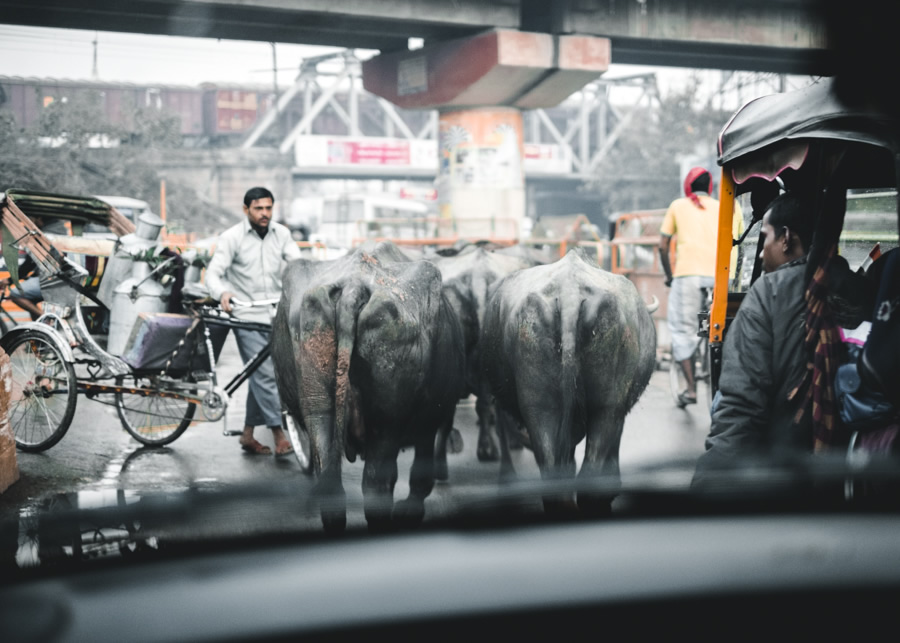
[0,332,712,534]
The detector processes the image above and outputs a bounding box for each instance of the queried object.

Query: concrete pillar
[362,28,610,241]
[437,107,525,239]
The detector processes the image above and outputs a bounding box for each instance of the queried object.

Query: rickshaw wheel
[114,375,197,446]
[282,411,312,475]
[3,331,77,452]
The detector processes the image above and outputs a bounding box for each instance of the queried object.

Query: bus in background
[317,193,433,249]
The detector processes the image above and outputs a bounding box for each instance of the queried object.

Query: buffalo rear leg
[577,410,624,517]
[433,408,456,483]
[495,406,518,484]
[362,435,400,532]
[396,425,438,527]
[308,414,347,534]
[476,394,500,461]
[519,400,578,515]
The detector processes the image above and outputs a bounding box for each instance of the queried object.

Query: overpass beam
[560,0,829,73]
[362,28,610,238]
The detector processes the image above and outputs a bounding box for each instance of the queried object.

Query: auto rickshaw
[707,78,899,400]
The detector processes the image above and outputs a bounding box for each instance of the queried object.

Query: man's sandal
[240,439,272,455]
[677,391,698,407]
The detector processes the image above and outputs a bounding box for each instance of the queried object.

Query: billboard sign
[295,135,437,171]
[523,143,573,174]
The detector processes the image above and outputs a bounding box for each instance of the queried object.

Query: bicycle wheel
[283,411,311,474]
[114,375,197,446]
[4,331,77,452]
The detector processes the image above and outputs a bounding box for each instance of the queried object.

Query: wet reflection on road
[3,338,712,561]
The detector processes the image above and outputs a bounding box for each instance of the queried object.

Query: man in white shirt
[206,187,302,457]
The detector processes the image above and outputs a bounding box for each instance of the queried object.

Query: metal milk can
[107,257,169,356]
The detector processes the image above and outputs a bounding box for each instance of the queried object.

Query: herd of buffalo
[271,240,658,532]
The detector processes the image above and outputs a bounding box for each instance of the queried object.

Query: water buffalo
[493,242,555,266]
[430,246,537,474]
[481,248,657,515]
[272,241,465,533]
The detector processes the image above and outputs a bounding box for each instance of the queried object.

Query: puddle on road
[10,489,161,569]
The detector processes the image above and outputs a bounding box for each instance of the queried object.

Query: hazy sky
[0,25,346,88]
[0,24,690,92]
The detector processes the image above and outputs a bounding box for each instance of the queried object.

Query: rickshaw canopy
[1,189,135,293]
[3,189,112,227]
[717,78,899,195]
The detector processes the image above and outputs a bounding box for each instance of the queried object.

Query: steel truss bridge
[241,50,804,184]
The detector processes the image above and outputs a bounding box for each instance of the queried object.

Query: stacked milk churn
[101,211,172,355]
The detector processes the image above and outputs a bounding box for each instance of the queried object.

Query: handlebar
[230,297,280,308]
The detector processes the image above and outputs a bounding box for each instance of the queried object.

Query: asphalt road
[0,332,712,535]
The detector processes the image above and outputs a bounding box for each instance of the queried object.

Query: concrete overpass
[0,0,833,237]
[0,0,831,74]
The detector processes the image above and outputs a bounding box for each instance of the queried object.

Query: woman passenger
[692,191,816,484]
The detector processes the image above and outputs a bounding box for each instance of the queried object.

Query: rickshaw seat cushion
[121,312,227,373]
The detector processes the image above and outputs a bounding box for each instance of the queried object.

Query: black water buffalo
[493,242,555,266]
[430,246,536,474]
[481,248,657,514]
[272,241,465,533]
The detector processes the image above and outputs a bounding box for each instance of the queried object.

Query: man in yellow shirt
[659,167,743,406]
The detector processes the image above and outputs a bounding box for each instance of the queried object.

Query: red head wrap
[683,167,714,209]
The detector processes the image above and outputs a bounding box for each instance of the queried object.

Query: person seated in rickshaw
[694,186,898,489]
[0,214,69,320]
[692,191,816,484]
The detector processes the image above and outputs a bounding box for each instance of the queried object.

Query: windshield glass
[0,5,898,625]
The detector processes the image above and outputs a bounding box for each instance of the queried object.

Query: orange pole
[710,168,736,344]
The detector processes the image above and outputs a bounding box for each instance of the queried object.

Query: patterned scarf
[788,244,847,451]
[683,167,713,209]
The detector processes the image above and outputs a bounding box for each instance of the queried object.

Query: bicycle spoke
[116,376,196,445]
[6,332,77,451]
[36,400,61,439]
[9,353,37,380]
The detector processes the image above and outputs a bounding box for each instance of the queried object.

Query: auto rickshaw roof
[717,78,899,193]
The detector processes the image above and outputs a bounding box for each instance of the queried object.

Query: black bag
[835,360,897,433]
[121,312,228,374]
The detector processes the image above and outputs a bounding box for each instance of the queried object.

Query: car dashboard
[4,503,900,642]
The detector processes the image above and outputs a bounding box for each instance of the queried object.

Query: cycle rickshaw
[705,77,899,399]
[0,190,308,469]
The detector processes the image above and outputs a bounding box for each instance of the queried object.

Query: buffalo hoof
[393,498,426,527]
[542,495,579,517]
[366,515,394,534]
[578,494,613,518]
[318,487,347,534]
[506,428,526,451]
[498,462,517,485]
[435,460,449,483]
[447,428,464,454]
[477,437,499,462]
[321,510,347,535]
